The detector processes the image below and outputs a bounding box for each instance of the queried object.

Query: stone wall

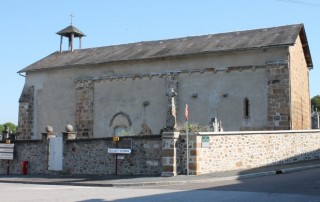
[184,130,320,175]
[0,139,48,174]
[0,135,162,175]
[266,64,290,130]
[289,36,311,129]
[161,132,180,176]
[2,130,320,176]
[65,136,162,175]
[17,85,34,140]
[75,81,94,138]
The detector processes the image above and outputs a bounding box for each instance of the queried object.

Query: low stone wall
[0,135,162,175]
[2,130,320,176]
[64,136,162,175]
[185,130,320,175]
[0,139,48,174]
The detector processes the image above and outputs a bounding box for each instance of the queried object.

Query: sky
[0,0,319,125]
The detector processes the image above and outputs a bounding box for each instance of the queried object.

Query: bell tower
[56,15,86,52]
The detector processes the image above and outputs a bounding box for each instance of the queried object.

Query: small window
[244,98,250,119]
[114,126,128,136]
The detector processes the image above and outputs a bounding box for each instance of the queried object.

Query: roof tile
[19,24,312,73]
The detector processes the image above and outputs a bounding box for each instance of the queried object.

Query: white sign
[0,144,14,148]
[0,144,14,160]
[0,152,13,160]
[108,148,131,154]
[117,155,125,160]
[0,148,14,152]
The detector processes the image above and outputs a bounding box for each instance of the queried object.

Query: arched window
[110,111,132,136]
[244,98,250,119]
[114,125,128,136]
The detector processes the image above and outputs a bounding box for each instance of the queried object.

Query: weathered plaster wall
[289,36,311,129]
[178,68,268,131]
[21,70,77,140]
[93,77,167,136]
[20,47,289,139]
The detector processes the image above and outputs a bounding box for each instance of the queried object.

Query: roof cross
[70,13,74,25]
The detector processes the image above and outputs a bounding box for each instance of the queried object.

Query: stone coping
[197,129,320,136]
[0,140,43,144]
[65,134,162,143]
[0,135,163,144]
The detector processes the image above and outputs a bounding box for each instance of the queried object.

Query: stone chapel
[17,23,313,140]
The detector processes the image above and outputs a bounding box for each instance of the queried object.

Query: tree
[311,95,320,112]
[0,122,17,134]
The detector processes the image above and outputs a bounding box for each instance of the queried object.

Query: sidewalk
[1,159,320,187]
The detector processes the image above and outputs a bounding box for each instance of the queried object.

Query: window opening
[114,125,128,136]
[244,98,250,119]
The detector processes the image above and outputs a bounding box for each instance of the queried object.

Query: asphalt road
[0,168,319,201]
[148,166,320,197]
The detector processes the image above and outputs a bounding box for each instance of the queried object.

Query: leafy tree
[311,95,320,112]
[0,122,17,134]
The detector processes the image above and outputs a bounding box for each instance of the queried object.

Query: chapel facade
[17,24,313,140]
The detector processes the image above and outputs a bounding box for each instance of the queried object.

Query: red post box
[21,161,28,175]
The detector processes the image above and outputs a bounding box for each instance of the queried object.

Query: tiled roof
[56,25,86,37]
[18,24,312,73]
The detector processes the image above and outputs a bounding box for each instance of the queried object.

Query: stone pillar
[266,64,290,130]
[44,126,54,137]
[62,132,77,140]
[63,124,76,140]
[41,133,48,142]
[61,131,76,175]
[41,132,50,172]
[188,134,201,175]
[161,131,179,177]
[76,80,94,138]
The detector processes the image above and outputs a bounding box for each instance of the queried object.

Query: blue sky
[0,0,319,125]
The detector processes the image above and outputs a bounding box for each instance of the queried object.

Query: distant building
[17,24,313,139]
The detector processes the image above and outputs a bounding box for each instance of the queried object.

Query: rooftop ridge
[18,23,312,73]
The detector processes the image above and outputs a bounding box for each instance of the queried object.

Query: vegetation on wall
[176,123,210,132]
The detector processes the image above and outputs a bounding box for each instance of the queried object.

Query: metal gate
[48,136,63,171]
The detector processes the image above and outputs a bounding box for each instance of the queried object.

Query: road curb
[97,164,320,187]
[0,163,319,187]
[280,163,320,174]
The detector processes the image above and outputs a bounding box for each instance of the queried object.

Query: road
[0,168,319,201]
[149,166,320,196]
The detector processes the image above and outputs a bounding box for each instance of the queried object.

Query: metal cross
[70,13,74,25]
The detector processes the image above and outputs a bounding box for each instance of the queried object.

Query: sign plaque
[108,148,131,154]
[0,143,14,160]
